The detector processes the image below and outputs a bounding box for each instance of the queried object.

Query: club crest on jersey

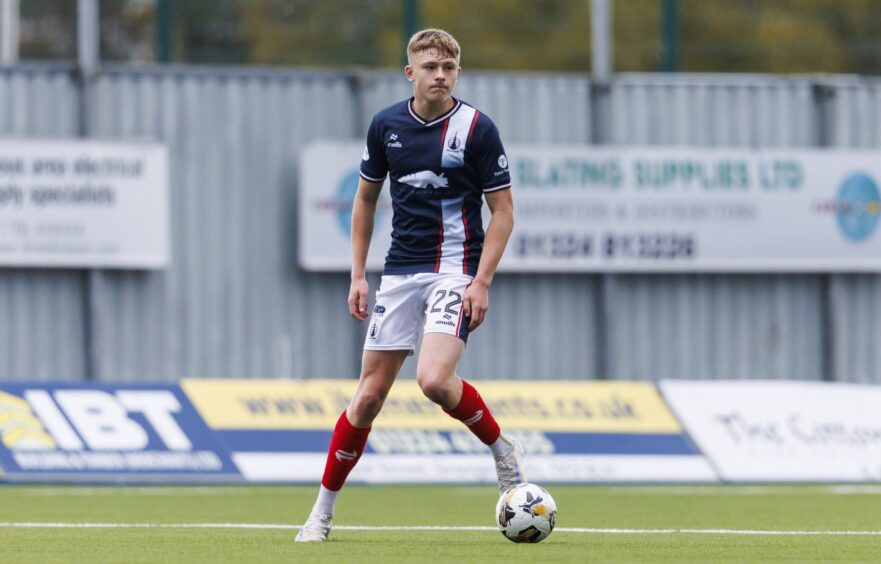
[447,133,461,151]
[399,170,449,189]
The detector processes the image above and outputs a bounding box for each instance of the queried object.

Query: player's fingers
[357,288,368,318]
[348,290,364,320]
[468,315,480,331]
[348,294,359,319]
[462,294,472,319]
[469,304,486,331]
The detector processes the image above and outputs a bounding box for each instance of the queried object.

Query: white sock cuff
[489,433,514,458]
[313,485,339,516]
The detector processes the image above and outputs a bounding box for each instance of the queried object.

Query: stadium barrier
[660,380,881,482]
[181,379,715,484]
[0,384,240,483]
[2,380,878,484]
[0,380,713,484]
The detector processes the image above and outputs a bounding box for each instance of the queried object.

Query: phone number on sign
[602,232,696,260]
[515,232,696,260]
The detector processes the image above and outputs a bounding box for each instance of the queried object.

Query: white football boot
[295,512,333,543]
[495,437,527,494]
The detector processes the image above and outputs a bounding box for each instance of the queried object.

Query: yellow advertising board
[181,379,681,433]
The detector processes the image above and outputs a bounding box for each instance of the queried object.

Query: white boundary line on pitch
[1,523,880,536]
[607,485,881,496]
[14,485,881,497]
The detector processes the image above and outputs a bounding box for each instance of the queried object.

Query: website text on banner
[0,139,170,269]
[181,379,715,483]
[299,143,881,272]
[0,385,240,483]
[660,380,881,482]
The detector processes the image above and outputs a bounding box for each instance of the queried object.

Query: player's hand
[462,280,489,331]
[348,277,370,321]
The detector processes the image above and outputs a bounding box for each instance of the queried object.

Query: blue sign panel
[0,384,241,482]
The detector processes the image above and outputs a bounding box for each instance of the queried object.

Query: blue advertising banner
[0,384,241,483]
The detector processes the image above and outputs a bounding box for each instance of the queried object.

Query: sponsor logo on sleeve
[386,133,402,148]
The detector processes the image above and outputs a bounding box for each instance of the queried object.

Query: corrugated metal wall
[826,77,881,384]
[0,66,85,381]
[88,66,360,381]
[0,65,878,383]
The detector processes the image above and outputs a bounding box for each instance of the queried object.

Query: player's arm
[462,188,514,330]
[349,178,383,321]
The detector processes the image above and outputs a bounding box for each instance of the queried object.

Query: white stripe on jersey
[441,105,477,169]
[438,196,466,274]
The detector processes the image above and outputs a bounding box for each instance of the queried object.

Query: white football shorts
[364,272,474,354]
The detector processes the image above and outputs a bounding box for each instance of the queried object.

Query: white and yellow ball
[495,483,557,543]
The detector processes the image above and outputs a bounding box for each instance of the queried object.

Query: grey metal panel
[88,68,361,381]
[611,74,817,147]
[826,77,881,384]
[0,67,85,381]
[829,77,881,147]
[607,74,823,381]
[456,274,600,380]
[607,275,823,380]
[829,275,881,384]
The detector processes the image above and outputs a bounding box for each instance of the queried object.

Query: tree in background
[240,0,398,67]
[14,0,881,76]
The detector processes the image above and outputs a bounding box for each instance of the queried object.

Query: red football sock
[320,410,371,491]
[443,379,501,445]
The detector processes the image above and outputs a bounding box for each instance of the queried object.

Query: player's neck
[411,96,455,123]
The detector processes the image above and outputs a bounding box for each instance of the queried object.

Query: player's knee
[417,371,452,404]
[350,390,385,423]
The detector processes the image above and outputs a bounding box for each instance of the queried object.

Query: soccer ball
[495,483,557,543]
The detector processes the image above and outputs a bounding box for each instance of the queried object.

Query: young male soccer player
[296,28,524,543]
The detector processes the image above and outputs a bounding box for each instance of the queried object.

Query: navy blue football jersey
[359,97,511,276]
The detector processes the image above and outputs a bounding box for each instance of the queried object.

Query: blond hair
[406,28,461,64]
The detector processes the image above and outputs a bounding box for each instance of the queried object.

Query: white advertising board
[660,380,881,482]
[0,139,170,268]
[299,143,881,272]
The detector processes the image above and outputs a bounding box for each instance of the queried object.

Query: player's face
[406,49,460,105]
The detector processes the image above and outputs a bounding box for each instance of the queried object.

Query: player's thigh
[416,332,465,385]
[358,349,409,392]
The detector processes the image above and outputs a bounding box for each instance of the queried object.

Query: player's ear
[404,65,414,82]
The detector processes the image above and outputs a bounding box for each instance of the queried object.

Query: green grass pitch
[1,484,879,562]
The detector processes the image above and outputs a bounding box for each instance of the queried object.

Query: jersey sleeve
[359,116,388,183]
[473,119,511,193]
